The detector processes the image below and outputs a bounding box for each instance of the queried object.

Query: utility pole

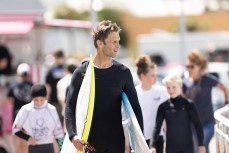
[89,0,98,54]
[179,0,187,65]
[90,0,98,29]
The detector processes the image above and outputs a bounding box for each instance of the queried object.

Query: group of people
[135,54,205,153]
[1,19,228,153]
[1,46,77,153]
[64,20,229,153]
[135,44,228,153]
[65,21,229,153]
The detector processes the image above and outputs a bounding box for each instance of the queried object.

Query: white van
[137,31,229,65]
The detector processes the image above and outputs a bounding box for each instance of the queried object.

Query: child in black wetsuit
[150,74,206,153]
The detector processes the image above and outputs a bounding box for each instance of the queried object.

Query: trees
[98,8,128,47]
[53,4,128,47]
[53,3,88,20]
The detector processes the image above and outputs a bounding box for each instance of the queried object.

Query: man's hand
[28,137,37,146]
[72,135,84,151]
[198,146,206,153]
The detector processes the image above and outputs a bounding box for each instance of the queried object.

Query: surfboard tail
[122,92,150,153]
[60,133,76,153]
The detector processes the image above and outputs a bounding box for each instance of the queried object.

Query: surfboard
[122,92,150,153]
[61,55,95,153]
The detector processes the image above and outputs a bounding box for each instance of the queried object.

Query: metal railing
[214,105,229,153]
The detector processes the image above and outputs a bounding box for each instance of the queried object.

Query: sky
[40,0,220,17]
[62,0,207,17]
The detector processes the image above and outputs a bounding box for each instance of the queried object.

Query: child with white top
[135,55,169,153]
[12,84,64,153]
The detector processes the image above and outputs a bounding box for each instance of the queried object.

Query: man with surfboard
[65,20,144,153]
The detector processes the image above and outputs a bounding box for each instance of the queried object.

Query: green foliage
[98,8,128,47]
[53,5,128,47]
[97,8,122,22]
[53,3,89,20]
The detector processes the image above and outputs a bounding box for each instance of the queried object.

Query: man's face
[100,32,120,58]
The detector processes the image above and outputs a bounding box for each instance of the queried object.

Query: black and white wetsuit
[150,95,204,153]
[65,60,143,153]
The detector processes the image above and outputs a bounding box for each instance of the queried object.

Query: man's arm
[123,68,144,131]
[65,67,83,141]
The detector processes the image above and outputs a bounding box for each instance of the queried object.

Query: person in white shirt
[135,55,169,153]
[57,64,77,117]
[12,84,64,153]
[57,64,77,133]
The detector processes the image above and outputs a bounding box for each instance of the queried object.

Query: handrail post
[214,105,229,153]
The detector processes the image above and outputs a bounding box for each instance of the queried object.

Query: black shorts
[28,143,54,153]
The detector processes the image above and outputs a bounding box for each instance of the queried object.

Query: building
[0,0,92,83]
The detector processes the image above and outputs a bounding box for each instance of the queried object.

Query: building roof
[0,21,34,34]
[0,0,44,14]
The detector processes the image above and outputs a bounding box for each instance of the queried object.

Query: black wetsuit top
[150,95,204,153]
[65,60,143,153]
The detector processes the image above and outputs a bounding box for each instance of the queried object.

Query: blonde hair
[162,74,182,87]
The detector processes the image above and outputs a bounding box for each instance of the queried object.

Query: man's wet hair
[92,20,121,48]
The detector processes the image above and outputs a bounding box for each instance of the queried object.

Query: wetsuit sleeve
[150,104,165,148]
[123,68,144,131]
[187,102,204,146]
[65,66,84,141]
[206,74,218,87]
[15,131,30,141]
